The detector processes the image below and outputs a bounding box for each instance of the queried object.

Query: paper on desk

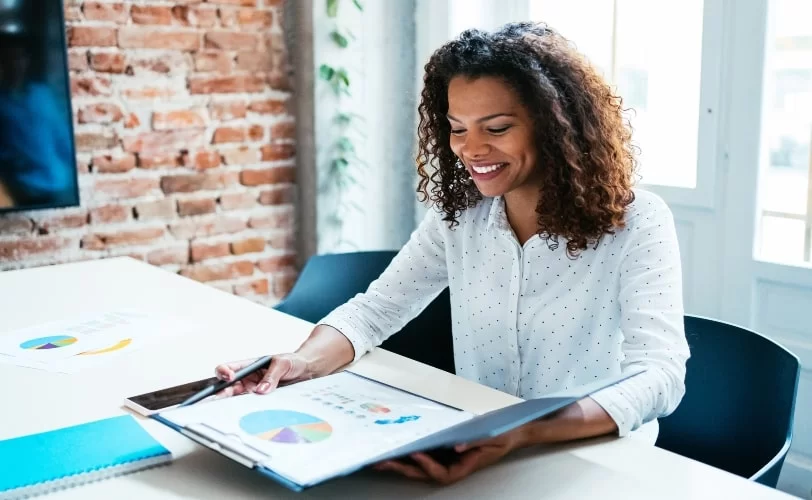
[0,309,195,374]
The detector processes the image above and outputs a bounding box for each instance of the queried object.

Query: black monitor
[0,0,80,213]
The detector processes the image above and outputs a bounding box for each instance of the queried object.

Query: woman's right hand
[214,353,313,397]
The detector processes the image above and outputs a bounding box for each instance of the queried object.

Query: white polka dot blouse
[319,188,691,436]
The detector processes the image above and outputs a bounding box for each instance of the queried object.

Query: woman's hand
[214,353,313,396]
[374,427,527,485]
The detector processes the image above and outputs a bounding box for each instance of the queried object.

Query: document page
[163,371,473,486]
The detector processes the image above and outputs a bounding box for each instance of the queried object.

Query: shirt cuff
[588,386,636,437]
[316,313,371,363]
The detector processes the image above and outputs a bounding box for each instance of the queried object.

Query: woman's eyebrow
[446,113,516,123]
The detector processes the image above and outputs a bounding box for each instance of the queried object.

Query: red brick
[248,125,264,141]
[273,272,297,297]
[231,237,265,255]
[194,51,232,73]
[269,231,295,251]
[212,126,246,144]
[68,50,89,71]
[234,278,269,296]
[178,197,217,216]
[127,53,191,75]
[95,177,160,199]
[82,227,165,249]
[68,26,116,47]
[147,245,190,266]
[172,5,219,27]
[240,166,295,186]
[204,31,259,50]
[267,71,292,91]
[264,32,286,51]
[261,144,296,162]
[82,2,128,23]
[219,8,273,29]
[160,171,237,194]
[257,254,297,273]
[235,51,272,72]
[191,241,230,262]
[89,204,130,224]
[153,109,208,130]
[78,103,124,124]
[122,129,206,155]
[70,75,112,96]
[35,211,88,231]
[219,192,256,210]
[270,121,295,140]
[138,154,180,169]
[221,146,259,166]
[259,185,293,205]
[0,215,34,234]
[131,5,173,25]
[74,132,117,152]
[92,154,136,173]
[133,199,177,220]
[121,85,179,100]
[188,75,265,94]
[179,261,254,282]
[248,99,286,115]
[0,237,74,262]
[192,241,231,262]
[124,113,142,129]
[182,150,221,170]
[209,101,247,121]
[205,0,256,6]
[248,211,292,229]
[90,52,127,73]
[65,4,82,22]
[118,27,201,50]
[77,159,91,174]
[169,216,246,238]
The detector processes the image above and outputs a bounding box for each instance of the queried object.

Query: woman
[216,21,690,484]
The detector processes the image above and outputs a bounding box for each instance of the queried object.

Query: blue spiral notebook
[0,415,171,499]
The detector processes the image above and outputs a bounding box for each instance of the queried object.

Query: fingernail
[256,382,270,393]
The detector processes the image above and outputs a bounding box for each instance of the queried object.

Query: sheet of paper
[162,371,474,487]
[0,309,195,374]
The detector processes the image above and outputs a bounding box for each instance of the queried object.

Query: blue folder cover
[0,415,171,499]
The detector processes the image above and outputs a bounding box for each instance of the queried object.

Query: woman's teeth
[472,163,507,174]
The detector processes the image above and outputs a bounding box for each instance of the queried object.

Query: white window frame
[415,0,728,210]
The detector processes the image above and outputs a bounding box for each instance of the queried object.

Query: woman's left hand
[373,427,526,485]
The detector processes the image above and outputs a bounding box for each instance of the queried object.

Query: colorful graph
[78,338,132,356]
[361,402,391,414]
[19,335,77,350]
[240,410,333,444]
[375,415,421,425]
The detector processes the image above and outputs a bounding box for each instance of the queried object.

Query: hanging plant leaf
[319,64,335,81]
[330,30,349,48]
[336,137,355,153]
[327,0,339,18]
[352,0,364,11]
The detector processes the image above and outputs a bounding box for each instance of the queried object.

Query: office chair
[273,251,456,374]
[655,314,801,487]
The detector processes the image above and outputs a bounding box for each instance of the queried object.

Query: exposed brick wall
[0,0,298,306]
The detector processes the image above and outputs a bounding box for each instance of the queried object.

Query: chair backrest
[655,315,801,487]
[274,251,456,375]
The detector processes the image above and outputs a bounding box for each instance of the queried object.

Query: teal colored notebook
[0,415,171,499]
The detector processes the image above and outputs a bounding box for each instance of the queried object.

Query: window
[757,0,812,264]
[529,0,706,189]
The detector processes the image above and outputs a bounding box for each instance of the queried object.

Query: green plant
[319,0,365,250]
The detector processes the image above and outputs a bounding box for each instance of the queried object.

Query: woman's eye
[488,126,511,134]
[450,129,466,136]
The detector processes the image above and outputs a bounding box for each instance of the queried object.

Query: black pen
[179,355,273,407]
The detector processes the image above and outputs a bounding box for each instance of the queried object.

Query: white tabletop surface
[0,257,798,499]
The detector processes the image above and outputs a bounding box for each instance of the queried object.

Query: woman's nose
[461,133,490,158]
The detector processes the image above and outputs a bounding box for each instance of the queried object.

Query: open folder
[151,367,645,492]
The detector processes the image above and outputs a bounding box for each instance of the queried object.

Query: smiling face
[447,75,538,199]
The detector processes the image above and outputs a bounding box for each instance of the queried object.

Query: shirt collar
[486,196,511,232]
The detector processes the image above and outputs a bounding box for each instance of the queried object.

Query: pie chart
[361,402,391,414]
[239,410,333,444]
[19,335,78,350]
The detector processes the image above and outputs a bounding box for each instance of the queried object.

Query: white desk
[0,257,798,499]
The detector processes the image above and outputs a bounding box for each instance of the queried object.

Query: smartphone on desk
[124,376,219,416]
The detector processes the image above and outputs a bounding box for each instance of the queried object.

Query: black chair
[655,315,801,487]
[273,251,456,374]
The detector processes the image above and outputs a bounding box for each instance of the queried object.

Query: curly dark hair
[416,21,638,257]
